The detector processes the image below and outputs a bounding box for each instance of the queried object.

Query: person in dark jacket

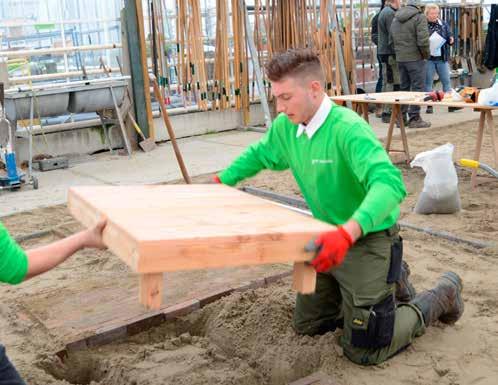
[424,3,453,114]
[483,4,498,70]
[391,0,431,128]
[371,0,386,117]
[371,1,386,92]
[377,0,400,123]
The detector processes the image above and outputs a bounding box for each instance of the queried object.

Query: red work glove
[212,175,222,184]
[310,226,354,273]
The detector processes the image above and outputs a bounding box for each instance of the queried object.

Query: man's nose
[276,100,286,114]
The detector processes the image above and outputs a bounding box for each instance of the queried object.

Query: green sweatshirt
[0,222,28,284]
[219,103,406,235]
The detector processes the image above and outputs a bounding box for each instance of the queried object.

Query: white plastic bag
[478,81,498,106]
[410,143,461,214]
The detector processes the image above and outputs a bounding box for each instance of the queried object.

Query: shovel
[127,111,156,152]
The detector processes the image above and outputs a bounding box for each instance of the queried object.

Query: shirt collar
[296,95,332,139]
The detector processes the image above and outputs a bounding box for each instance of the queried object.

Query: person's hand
[449,36,454,45]
[82,218,107,249]
[211,175,222,184]
[310,227,354,272]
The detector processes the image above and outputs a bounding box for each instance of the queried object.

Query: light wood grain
[139,273,164,309]
[330,91,498,110]
[68,185,334,274]
[292,262,317,294]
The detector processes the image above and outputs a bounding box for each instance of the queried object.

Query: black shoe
[426,106,433,114]
[408,116,431,129]
[410,272,464,326]
[381,113,391,123]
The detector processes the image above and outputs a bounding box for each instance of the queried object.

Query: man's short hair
[265,49,325,84]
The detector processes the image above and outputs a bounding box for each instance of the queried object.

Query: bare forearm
[24,220,107,280]
[25,231,88,279]
[342,219,363,242]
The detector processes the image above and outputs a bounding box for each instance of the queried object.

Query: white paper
[429,32,446,57]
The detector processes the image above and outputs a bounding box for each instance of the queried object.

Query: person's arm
[445,21,454,45]
[309,120,406,274]
[342,122,406,236]
[25,220,107,280]
[386,12,395,53]
[218,118,289,185]
[417,15,430,59]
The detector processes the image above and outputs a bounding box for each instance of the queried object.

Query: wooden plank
[22,265,293,346]
[68,185,332,300]
[330,91,498,110]
[139,273,164,309]
[292,262,316,294]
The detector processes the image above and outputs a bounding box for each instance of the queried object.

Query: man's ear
[310,80,323,97]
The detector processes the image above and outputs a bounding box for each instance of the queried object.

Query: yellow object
[459,159,480,169]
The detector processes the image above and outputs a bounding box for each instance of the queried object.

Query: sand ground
[1,120,497,385]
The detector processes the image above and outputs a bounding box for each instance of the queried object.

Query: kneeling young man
[214,48,463,365]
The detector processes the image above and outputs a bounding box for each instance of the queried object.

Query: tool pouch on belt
[387,236,403,284]
[350,295,395,349]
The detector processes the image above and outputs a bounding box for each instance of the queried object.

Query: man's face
[391,0,400,9]
[271,76,316,125]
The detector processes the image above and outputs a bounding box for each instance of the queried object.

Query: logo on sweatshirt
[311,159,334,165]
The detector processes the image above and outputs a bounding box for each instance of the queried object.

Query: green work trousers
[293,225,425,365]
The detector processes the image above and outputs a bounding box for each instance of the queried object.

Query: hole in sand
[38,354,109,385]
[39,282,342,384]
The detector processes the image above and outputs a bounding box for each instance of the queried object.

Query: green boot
[410,272,464,326]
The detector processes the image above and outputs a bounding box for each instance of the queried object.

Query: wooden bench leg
[362,103,369,123]
[292,262,317,294]
[385,104,398,152]
[139,273,164,309]
[471,111,486,188]
[485,110,498,168]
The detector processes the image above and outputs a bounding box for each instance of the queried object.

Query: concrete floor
[1,106,496,217]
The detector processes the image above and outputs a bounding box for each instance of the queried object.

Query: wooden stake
[151,74,192,184]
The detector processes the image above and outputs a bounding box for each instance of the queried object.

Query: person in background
[0,219,107,384]
[390,0,431,128]
[377,0,401,124]
[424,3,454,114]
[371,0,387,118]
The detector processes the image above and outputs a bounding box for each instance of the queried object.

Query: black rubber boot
[410,272,464,326]
[381,112,391,123]
[395,261,417,303]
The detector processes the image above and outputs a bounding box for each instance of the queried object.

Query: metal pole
[327,1,351,108]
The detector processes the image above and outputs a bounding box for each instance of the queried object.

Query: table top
[330,91,498,110]
[68,185,333,274]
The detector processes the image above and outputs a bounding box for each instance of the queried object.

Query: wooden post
[139,273,164,309]
[471,110,487,188]
[292,262,317,294]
